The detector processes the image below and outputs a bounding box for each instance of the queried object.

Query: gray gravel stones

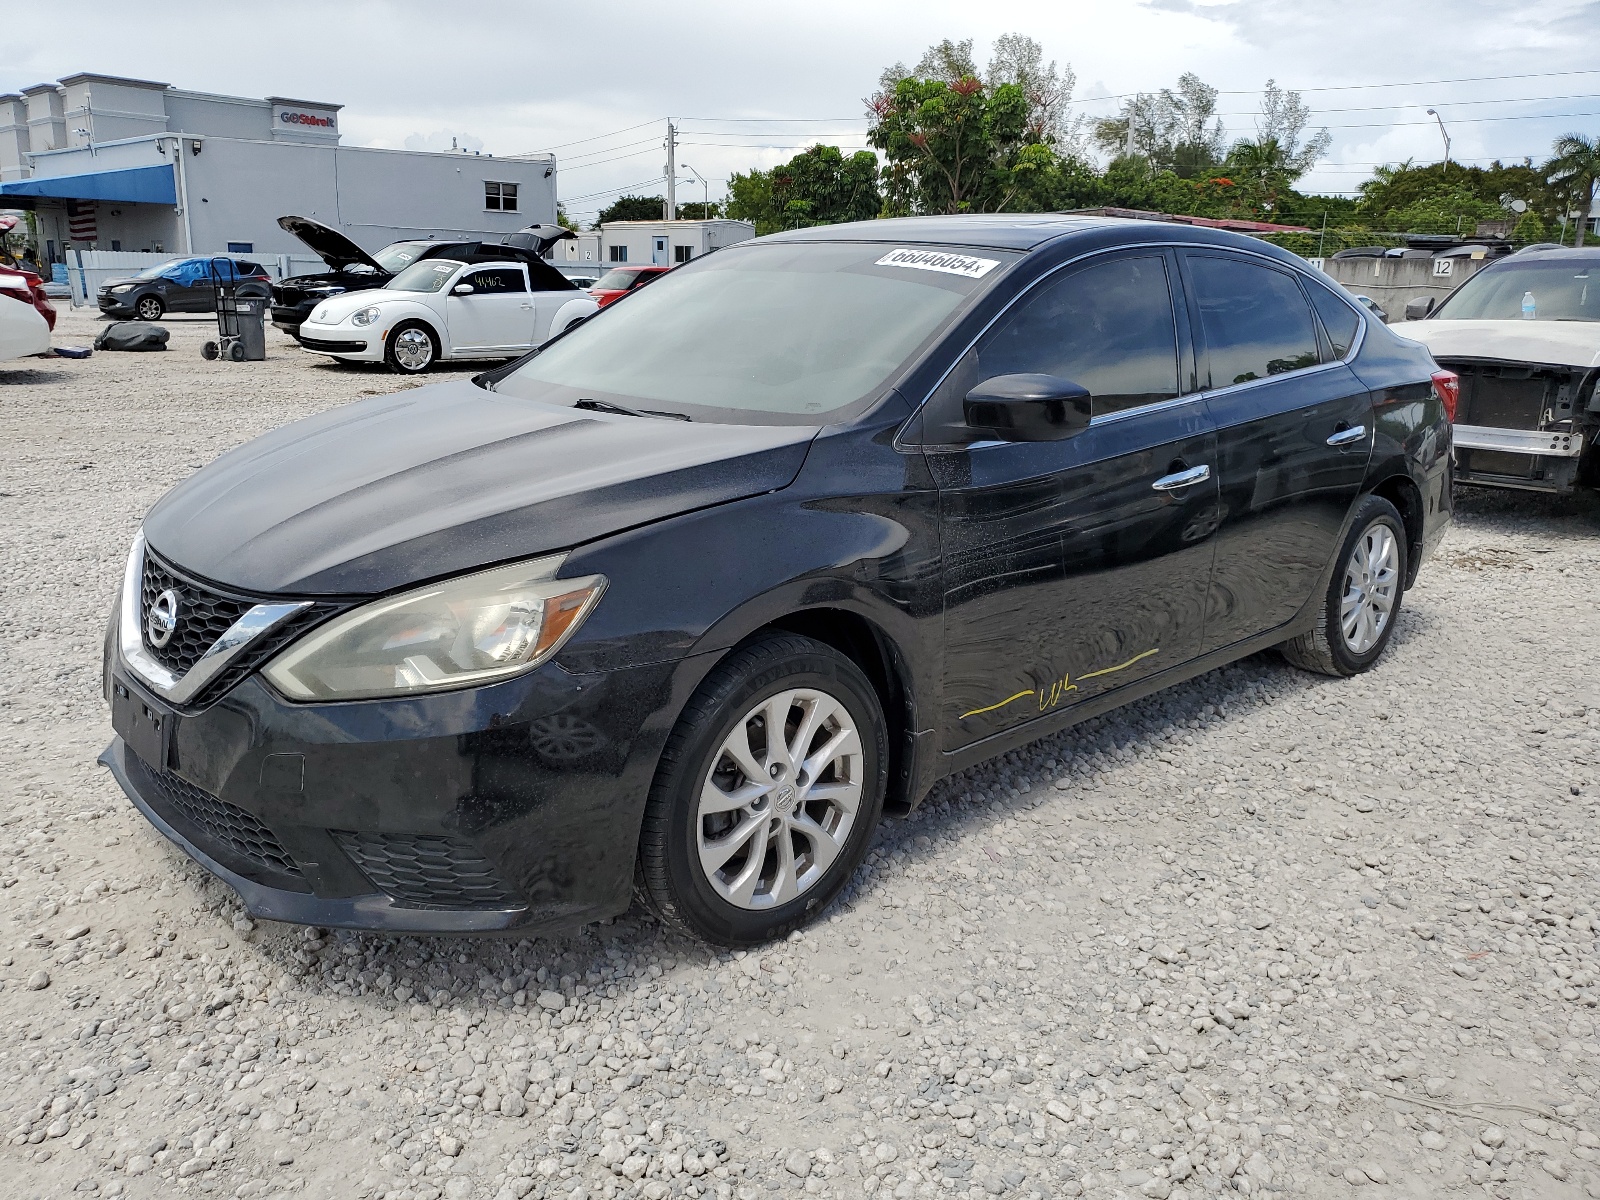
[2,309,1599,1198]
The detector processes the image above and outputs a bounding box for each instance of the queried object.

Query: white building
[551,219,756,269]
[0,73,558,266]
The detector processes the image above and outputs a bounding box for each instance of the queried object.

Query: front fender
[546,297,599,342]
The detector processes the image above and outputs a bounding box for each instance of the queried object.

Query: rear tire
[200,341,218,361]
[135,295,164,321]
[637,634,887,946]
[384,321,437,374]
[1280,495,1407,677]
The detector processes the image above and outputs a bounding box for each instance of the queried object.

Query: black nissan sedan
[102,215,1453,945]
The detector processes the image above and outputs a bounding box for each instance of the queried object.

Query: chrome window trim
[118,531,310,706]
[911,237,1369,444]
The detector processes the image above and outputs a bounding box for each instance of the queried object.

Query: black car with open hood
[269,216,576,338]
[105,215,1451,946]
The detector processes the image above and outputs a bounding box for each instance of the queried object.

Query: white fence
[65,249,325,307]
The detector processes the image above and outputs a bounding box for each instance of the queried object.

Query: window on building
[227,242,254,254]
[609,245,628,263]
[485,181,520,212]
[674,245,693,263]
[1187,254,1320,386]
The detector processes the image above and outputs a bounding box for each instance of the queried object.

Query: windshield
[134,259,185,279]
[385,259,463,294]
[1434,258,1600,322]
[373,242,433,272]
[497,241,1013,424]
[592,269,643,291]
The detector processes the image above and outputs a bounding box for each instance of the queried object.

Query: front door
[923,250,1220,750]
[445,265,534,353]
[1181,251,1374,652]
[652,236,669,266]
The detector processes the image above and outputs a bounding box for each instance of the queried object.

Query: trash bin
[232,297,266,361]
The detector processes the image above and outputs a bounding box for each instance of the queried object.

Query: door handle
[1326,424,1367,447]
[1152,464,1211,491]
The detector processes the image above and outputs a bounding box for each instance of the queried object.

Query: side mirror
[963,374,1092,442]
[452,283,475,296]
[1404,295,1435,321]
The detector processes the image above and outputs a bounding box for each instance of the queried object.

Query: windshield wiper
[573,398,690,421]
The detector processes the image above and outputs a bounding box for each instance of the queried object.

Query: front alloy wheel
[135,295,164,321]
[638,633,887,945]
[697,687,865,910]
[385,321,436,373]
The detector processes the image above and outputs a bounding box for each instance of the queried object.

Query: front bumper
[298,318,385,361]
[102,645,685,934]
[98,294,137,315]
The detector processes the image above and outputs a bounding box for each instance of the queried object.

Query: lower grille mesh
[333,831,519,909]
[127,752,302,880]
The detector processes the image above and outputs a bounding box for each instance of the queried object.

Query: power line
[1067,67,1600,106]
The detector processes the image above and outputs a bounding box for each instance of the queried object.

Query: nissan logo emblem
[147,588,180,649]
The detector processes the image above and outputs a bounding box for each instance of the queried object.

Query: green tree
[726,145,881,234]
[1547,133,1600,246]
[596,195,666,224]
[1092,73,1227,176]
[1511,209,1548,244]
[675,201,723,221]
[1224,137,1299,216]
[868,75,1043,214]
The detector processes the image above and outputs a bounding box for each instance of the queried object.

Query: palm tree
[1547,133,1600,246]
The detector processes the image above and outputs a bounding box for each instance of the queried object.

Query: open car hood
[141,380,817,595]
[277,215,385,273]
[1393,319,1600,370]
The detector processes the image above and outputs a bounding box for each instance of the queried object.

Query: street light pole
[681,164,710,215]
[1425,108,1451,171]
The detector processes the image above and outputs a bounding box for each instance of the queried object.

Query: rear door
[445,264,533,353]
[1182,250,1373,652]
[924,249,1220,750]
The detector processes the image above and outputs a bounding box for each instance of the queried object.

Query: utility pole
[1425,108,1451,171]
[664,120,678,221]
[1125,95,1139,159]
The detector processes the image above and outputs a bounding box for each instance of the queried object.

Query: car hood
[98,277,147,291]
[1392,319,1600,369]
[278,214,385,273]
[141,380,818,595]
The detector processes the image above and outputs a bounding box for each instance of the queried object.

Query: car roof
[760,214,1305,259]
[1510,245,1600,262]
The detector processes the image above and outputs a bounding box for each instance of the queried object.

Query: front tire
[135,295,164,321]
[637,634,887,946]
[384,321,438,374]
[1281,495,1407,677]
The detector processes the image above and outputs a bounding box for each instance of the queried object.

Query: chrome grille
[140,553,251,676]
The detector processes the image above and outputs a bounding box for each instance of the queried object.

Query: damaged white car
[1396,246,1599,494]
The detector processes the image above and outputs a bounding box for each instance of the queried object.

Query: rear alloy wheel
[384,321,437,374]
[638,634,887,945]
[1281,495,1407,677]
[135,295,164,321]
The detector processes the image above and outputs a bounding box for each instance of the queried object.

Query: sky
[6,0,1600,224]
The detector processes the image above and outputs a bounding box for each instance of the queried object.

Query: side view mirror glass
[1404,295,1436,321]
[452,283,475,295]
[963,374,1092,442]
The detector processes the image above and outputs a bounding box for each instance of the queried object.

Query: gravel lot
[2,306,1599,1200]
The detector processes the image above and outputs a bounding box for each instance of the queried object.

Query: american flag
[68,201,96,242]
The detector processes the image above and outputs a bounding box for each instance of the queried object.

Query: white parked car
[0,271,51,362]
[1394,246,1599,494]
[298,257,597,374]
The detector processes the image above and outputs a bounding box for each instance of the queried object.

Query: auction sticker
[874,247,1000,279]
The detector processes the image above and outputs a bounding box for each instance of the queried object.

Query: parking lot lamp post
[1426,109,1451,171]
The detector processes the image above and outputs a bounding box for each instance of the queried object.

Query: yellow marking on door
[1077,647,1159,680]
[959,690,1036,720]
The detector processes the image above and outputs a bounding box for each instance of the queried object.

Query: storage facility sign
[271,102,340,138]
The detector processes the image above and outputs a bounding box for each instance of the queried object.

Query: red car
[588,265,669,308]
[0,266,56,331]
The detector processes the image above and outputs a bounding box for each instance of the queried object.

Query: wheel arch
[1366,469,1425,587]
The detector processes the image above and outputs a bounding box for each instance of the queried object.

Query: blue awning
[0,164,177,205]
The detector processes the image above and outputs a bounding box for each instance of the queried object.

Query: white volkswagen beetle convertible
[297,256,598,374]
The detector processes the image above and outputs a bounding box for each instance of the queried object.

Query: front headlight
[262,556,605,702]
[112,284,134,293]
[351,305,382,327]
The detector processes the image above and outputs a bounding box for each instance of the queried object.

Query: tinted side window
[1304,275,1362,358]
[971,254,1180,416]
[1188,255,1320,386]
[462,267,527,294]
